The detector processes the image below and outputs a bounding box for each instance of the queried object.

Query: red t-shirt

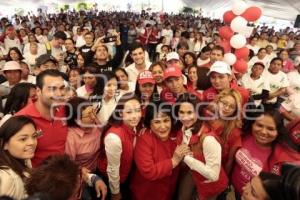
[16,103,68,167]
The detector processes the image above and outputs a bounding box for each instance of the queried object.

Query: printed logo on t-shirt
[235,148,263,181]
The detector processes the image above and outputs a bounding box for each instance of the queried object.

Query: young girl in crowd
[0,116,38,199]
[135,70,159,116]
[65,97,104,199]
[76,53,86,70]
[65,97,101,171]
[130,101,191,200]
[93,71,120,125]
[183,52,197,69]
[68,68,82,89]
[98,93,142,200]
[6,47,24,62]
[175,93,228,200]
[115,67,135,95]
[149,61,166,94]
[279,49,295,73]
[76,67,98,99]
[187,65,198,91]
[0,83,37,126]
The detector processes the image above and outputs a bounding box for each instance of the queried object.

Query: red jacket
[269,143,300,175]
[130,129,179,200]
[139,28,151,45]
[177,126,228,199]
[98,123,136,183]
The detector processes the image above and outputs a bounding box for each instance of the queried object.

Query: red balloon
[241,6,262,22]
[233,59,248,73]
[219,40,231,53]
[219,26,234,40]
[223,10,236,24]
[235,47,250,60]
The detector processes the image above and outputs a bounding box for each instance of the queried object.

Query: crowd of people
[0,8,300,200]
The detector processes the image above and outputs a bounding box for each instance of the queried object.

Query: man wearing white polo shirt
[125,43,152,83]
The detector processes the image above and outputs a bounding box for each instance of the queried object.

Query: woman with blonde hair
[205,89,243,175]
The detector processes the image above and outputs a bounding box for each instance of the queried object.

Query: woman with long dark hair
[98,93,142,200]
[0,83,37,127]
[175,93,228,200]
[0,116,38,199]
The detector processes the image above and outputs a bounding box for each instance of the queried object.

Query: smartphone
[101,36,117,43]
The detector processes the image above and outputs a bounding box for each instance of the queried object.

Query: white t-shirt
[246,44,260,55]
[248,56,270,72]
[161,29,173,45]
[281,93,300,124]
[4,37,22,51]
[125,61,152,83]
[263,70,290,103]
[287,70,300,95]
[241,73,270,106]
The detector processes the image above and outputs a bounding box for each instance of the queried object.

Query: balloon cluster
[219,0,262,73]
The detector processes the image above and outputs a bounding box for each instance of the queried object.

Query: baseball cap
[2,61,22,71]
[207,61,232,76]
[137,70,155,85]
[166,52,180,62]
[36,54,58,67]
[163,65,182,80]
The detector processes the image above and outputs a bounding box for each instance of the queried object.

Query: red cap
[137,70,155,85]
[163,65,182,80]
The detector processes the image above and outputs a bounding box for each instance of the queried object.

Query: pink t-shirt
[231,135,271,194]
[65,127,101,171]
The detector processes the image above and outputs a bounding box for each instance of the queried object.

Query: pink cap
[137,70,155,85]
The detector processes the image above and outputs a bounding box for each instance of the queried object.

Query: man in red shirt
[203,61,249,106]
[16,69,67,167]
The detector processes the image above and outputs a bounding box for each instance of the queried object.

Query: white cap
[2,61,21,71]
[207,61,232,76]
[166,52,180,62]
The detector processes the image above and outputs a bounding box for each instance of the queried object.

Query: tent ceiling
[181,0,300,21]
[1,0,299,21]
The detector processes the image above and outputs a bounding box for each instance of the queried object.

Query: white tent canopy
[0,0,299,21]
[181,0,299,21]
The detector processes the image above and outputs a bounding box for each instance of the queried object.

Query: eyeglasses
[219,100,236,110]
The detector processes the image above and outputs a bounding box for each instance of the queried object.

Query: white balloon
[230,34,247,49]
[230,16,247,33]
[232,0,248,15]
[224,53,237,65]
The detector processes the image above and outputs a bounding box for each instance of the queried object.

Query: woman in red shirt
[130,101,191,200]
